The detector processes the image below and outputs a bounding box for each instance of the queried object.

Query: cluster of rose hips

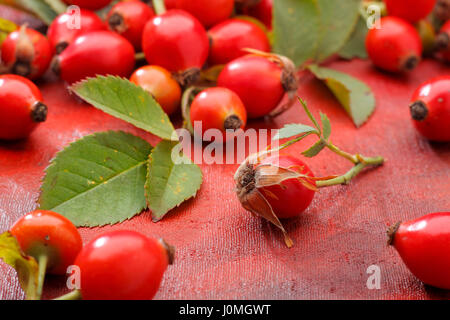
[8,209,173,300]
[0,0,285,143]
[365,0,450,142]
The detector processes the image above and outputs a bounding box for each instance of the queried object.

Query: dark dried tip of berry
[12,60,31,77]
[55,42,69,55]
[159,238,175,265]
[51,56,61,76]
[224,115,243,130]
[402,55,419,71]
[31,101,48,123]
[386,221,401,246]
[435,33,450,51]
[173,68,201,87]
[108,12,126,33]
[410,101,428,121]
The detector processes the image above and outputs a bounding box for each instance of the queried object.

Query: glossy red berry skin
[208,19,270,65]
[190,87,247,142]
[130,65,182,116]
[389,212,450,290]
[175,0,234,28]
[47,9,106,54]
[10,210,82,275]
[62,0,112,11]
[107,0,154,51]
[165,0,177,9]
[74,230,171,300]
[243,0,273,29]
[365,17,422,73]
[259,155,316,219]
[218,55,285,118]
[384,0,436,23]
[142,10,209,74]
[1,27,53,80]
[54,31,135,84]
[0,75,48,140]
[409,75,450,142]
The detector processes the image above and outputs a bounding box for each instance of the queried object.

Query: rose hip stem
[53,289,82,300]
[152,0,166,15]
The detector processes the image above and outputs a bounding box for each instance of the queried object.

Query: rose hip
[175,0,234,28]
[52,31,135,84]
[1,26,53,80]
[388,212,450,290]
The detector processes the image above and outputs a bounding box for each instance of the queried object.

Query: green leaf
[146,140,203,222]
[0,18,17,46]
[315,0,361,62]
[16,0,58,25]
[39,131,153,227]
[42,0,67,15]
[338,17,369,60]
[275,123,319,140]
[0,232,39,300]
[71,76,177,141]
[272,0,320,66]
[320,112,331,140]
[307,64,376,127]
[302,139,327,158]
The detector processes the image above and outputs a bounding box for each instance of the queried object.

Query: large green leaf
[71,76,177,141]
[39,131,153,227]
[338,16,369,60]
[315,0,361,62]
[15,0,58,25]
[0,232,39,300]
[146,141,203,222]
[272,0,320,66]
[308,64,376,127]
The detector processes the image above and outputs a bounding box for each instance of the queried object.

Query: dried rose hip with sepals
[235,99,385,247]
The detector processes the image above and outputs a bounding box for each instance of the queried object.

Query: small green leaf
[42,0,67,14]
[307,64,376,127]
[338,17,369,60]
[275,123,319,140]
[0,18,17,46]
[16,0,58,25]
[39,131,153,227]
[302,139,327,158]
[71,76,177,140]
[272,0,320,66]
[0,232,39,300]
[315,0,361,62]
[320,112,331,140]
[146,140,203,222]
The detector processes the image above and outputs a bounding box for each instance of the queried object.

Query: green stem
[36,254,48,300]
[316,155,384,188]
[326,142,359,164]
[53,289,82,300]
[135,52,146,61]
[152,0,167,15]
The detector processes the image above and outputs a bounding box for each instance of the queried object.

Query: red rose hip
[436,20,450,62]
[175,0,234,28]
[47,9,106,54]
[409,75,450,142]
[142,10,209,86]
[384,0,437,23]
[74,230,173,300]
[0,74,48,140]
[218,54,297,118]
[107,0,154,51]
[190,87,247,142]
[62,0,112,11]
[366,16,422,73]
[52,31,135,84]
[208,18,270,65]
[388,212,450,290]
[1,26,53,80]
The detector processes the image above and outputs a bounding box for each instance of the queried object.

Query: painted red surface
[0,59,449,300]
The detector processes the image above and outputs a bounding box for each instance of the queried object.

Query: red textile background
[1,58,449,300]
